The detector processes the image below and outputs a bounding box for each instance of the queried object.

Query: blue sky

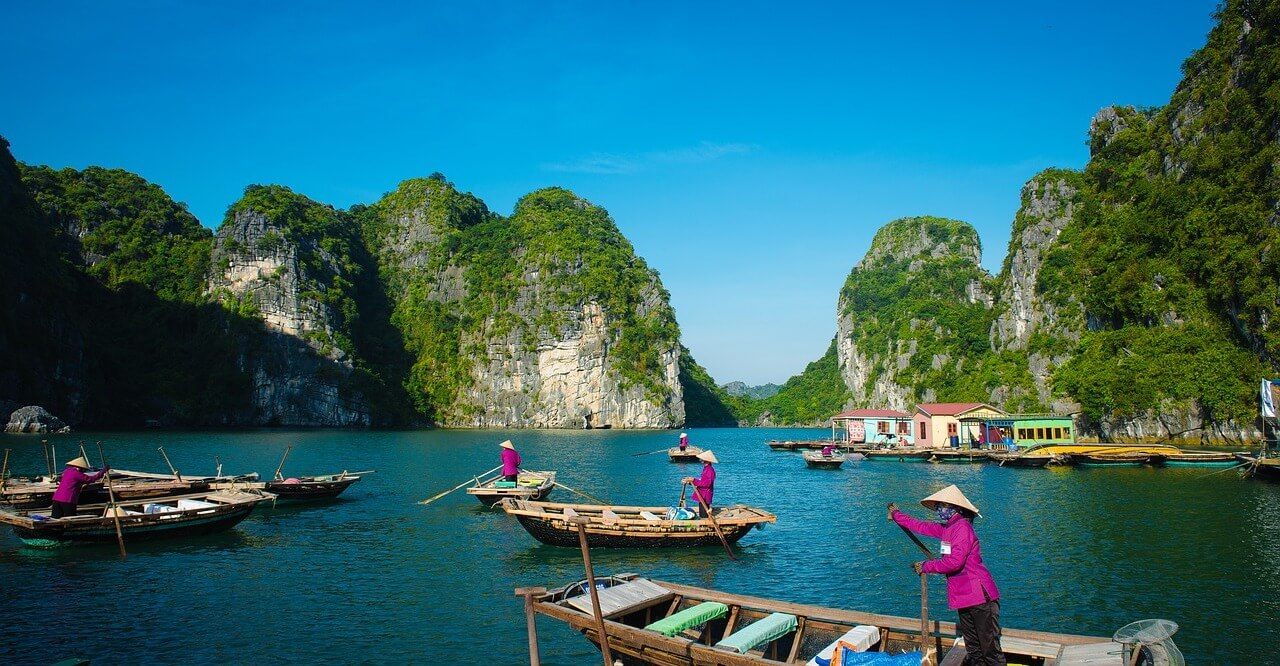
[1,1,1216,384]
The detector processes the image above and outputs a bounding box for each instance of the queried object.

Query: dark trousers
[51,500,77,518]
[503,474,517,482]
[958,599,1005,666]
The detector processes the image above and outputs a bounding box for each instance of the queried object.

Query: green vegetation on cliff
[734,340,851,425]
[677,348,738,426]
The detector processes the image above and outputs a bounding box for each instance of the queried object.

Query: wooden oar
[895,516,935,665]
[158,446,182,481]
[0,448,9,490]
[418,465,502,505]
[630,447,670,457]
[550,479,609,505]
[96,442,127,560]
[569,516,616,666]
[687,482,736,561]
[273,445,293,481]
[41,439,53,478]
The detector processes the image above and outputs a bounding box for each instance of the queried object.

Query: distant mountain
[721,381,781,400]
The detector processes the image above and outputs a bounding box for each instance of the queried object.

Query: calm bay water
[0,427,1276,664]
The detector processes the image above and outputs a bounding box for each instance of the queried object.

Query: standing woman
[51,456,108,519]
[678,432,689,452]
[682,450,717,517]
[499,440,521,483]
[889,485,1004,666]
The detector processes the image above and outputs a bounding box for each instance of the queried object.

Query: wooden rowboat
[466,471,556,506]
[0,490,271,546]
[498,499,776,549]
[765,440,805,451]
[210,472,366,501]
[0,475,222,509]
[862,449,932,462]
[802,450,846,469]
[669,446,703,463]
[1162,451,1240,466]
[1071,453,1163,467]
[987,451,1058,468]
[516,573,1161,665]
[927,449,989,464]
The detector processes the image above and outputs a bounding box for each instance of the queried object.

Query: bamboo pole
[41,439,52,478]
[515,587,546,666]
[548,479,609,505]
[418,465,502,505]
[895,518,935,665]
[571,516,615,666]
[0,448,9,490]
[273,445,293,481]
[158,446,182,481]
[688,482,736,561]
[96,441,127,560]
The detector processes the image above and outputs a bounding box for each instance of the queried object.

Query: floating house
[831,409,914,446]
[913,403,1008,448]
[986,414,1077,447]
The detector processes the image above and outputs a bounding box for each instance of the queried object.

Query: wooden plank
[1057,642,1126,665]
[565,578,674,618]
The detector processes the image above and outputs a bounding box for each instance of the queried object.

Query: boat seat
[494,481,518,489]
[639,511,661,521]
[1056,642,1125,665]
[601,509,620,523]
[177,499,217,510]
[563,507,579,518]
[644,601,729,637]
[715,612,798,654]
[567,578,672,617]
[807,625,880,666]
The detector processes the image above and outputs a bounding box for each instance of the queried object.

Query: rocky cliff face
[208,186,370,426]
[364,178,684,428]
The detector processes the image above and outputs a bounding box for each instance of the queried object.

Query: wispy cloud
[542,141,757,175]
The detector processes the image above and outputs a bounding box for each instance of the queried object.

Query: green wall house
[986,415,1076,447]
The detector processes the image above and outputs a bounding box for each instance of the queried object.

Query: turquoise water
[1,428,1276,664]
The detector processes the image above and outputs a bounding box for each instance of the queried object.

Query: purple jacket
[692,463,715,507]
[893,510,999,610]
[52,466,106,503]
[501,448,521,476]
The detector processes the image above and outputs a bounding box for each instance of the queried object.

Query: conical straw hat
[696,450,718,464]
[65,456,90,469]
[920,484,979,515]
[499,440,515,450]
[680,432,687,438]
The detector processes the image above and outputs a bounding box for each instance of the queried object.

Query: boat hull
[265,477,358,501]
[1073,454,1162,467]
[14,506,255,545]
[804,459,845,469]
[863,450,931,462]
[472,485,553,507]
[511,512,757,548]
[927,450,988,463]
[668,447,702,462]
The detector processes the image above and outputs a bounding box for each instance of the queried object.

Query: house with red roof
[831,408,915,446]
[913,402,1007,448]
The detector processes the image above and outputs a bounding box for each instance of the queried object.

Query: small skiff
[802,450,846,469]
[498,499,776,549]
[516,573,1182,665]
[765,440,805,451]
[1162,451,1239,467]
[987,451,1058,468]
[927,449,989,464]
[1071,453,1164,467]
[668,446,703,463]
[0,490,271,546]
[466,471,556,507]
[862,449,932,462]
[209,472,367,501]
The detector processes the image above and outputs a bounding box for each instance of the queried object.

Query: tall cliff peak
[859,216,982,271]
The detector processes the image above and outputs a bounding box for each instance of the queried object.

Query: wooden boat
[264,473,362,500]
[0,474,222,509]
[466,470,556,506]
[0,490,271,546]
[669,446,703,463]
[1071,453,1164,467]
[987,451,1057,468]
[1236,454,1280,480]
[766,440,806,451]
[517,573,1162,665]
[1162,451,1239,466]
[862,448,932,462]
[498,499,776,549]
[1013,442,1183,457]
[802,450,846,469]
[927,449,989,464]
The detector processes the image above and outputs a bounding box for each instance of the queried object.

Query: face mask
[936,506,957,522]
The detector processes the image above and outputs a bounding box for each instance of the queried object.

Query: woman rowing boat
[51,456,109,518]
[889,485,1004,665]
[681,450,717,517]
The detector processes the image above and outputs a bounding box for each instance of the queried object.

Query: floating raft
[668,446,703,463]
[518,573,1142,666]
[497,499,775,549]
[802,450,846,469]
[0,490,271,546]
[466,471,556,507]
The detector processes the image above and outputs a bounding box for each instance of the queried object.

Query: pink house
[913,402,1007,448]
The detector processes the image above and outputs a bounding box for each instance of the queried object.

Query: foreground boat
[669,446,704,463]
[802,450,846,469]
[0,474,223,509]
[466,470,556,506]
[498,499,776,548]
[517,573,1184,665]
[0,490,271,546]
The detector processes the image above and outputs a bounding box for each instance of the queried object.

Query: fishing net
[1112,619,1185,666]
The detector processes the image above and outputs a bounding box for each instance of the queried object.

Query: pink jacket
[893,510,999,610]
[52,466,106,503]
[501,448,521,476]
[692,463,715,507]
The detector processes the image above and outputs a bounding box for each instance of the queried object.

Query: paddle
[569,516,616,666]
[686,481,736,561]
[418,465,503,505]
[273,445,293,482]
[630,447,670,457]
[891,507,935,666]
[41,439,52,478]
[158,446,182,482]
[96,441,127,560]
[548,479,609,505]
[0,448,9,490]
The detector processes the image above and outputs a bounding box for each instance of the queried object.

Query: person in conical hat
[499,440,521,482]
[682,450,718,517]
[678,432,689,451]
[888,485,1003,665]
[51,455,108,519]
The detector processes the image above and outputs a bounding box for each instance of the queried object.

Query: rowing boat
[1162,451,1239,466]
[0,490,271,546]
[765,440,806,451]
[1072,453,1164,467]
[0,475,221,509]
[498,499,776,549]
[987,451,1059,467]
[210,472,366,500]
[466,471,556,506]
[927,449,989,464]
[862,449,932,462]
[516,573,1179,665]
[669,446,703,462]
[802,450,846,469]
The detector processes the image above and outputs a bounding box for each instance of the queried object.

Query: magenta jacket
[893,510,1000,610]
[52,466,106,503]
[501,448,521,476]
[692,463,715,507]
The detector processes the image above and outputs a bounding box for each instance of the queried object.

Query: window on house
[898,421,909,434]
[1064,427,1072,438]
[947,423,957,436]
[878,421,889,433]
[919,422,927,439]
[1053,427,1062,439]
[1036,428,1045,439]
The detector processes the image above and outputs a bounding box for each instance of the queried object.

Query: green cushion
[643,601,729,637]
[494,481,517,488]
[715,612,798,653]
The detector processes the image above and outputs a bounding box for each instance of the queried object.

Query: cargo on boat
[669,446,703,463]
[802,450,846,469]
[516,573,1185,665]
[466,470,556,506]
[0,490,271,546]
[497,499,775,549]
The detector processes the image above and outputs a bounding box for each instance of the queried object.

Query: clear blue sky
[1,1,1217,385]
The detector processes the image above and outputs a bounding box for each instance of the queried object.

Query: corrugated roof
[832,408,912,419]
